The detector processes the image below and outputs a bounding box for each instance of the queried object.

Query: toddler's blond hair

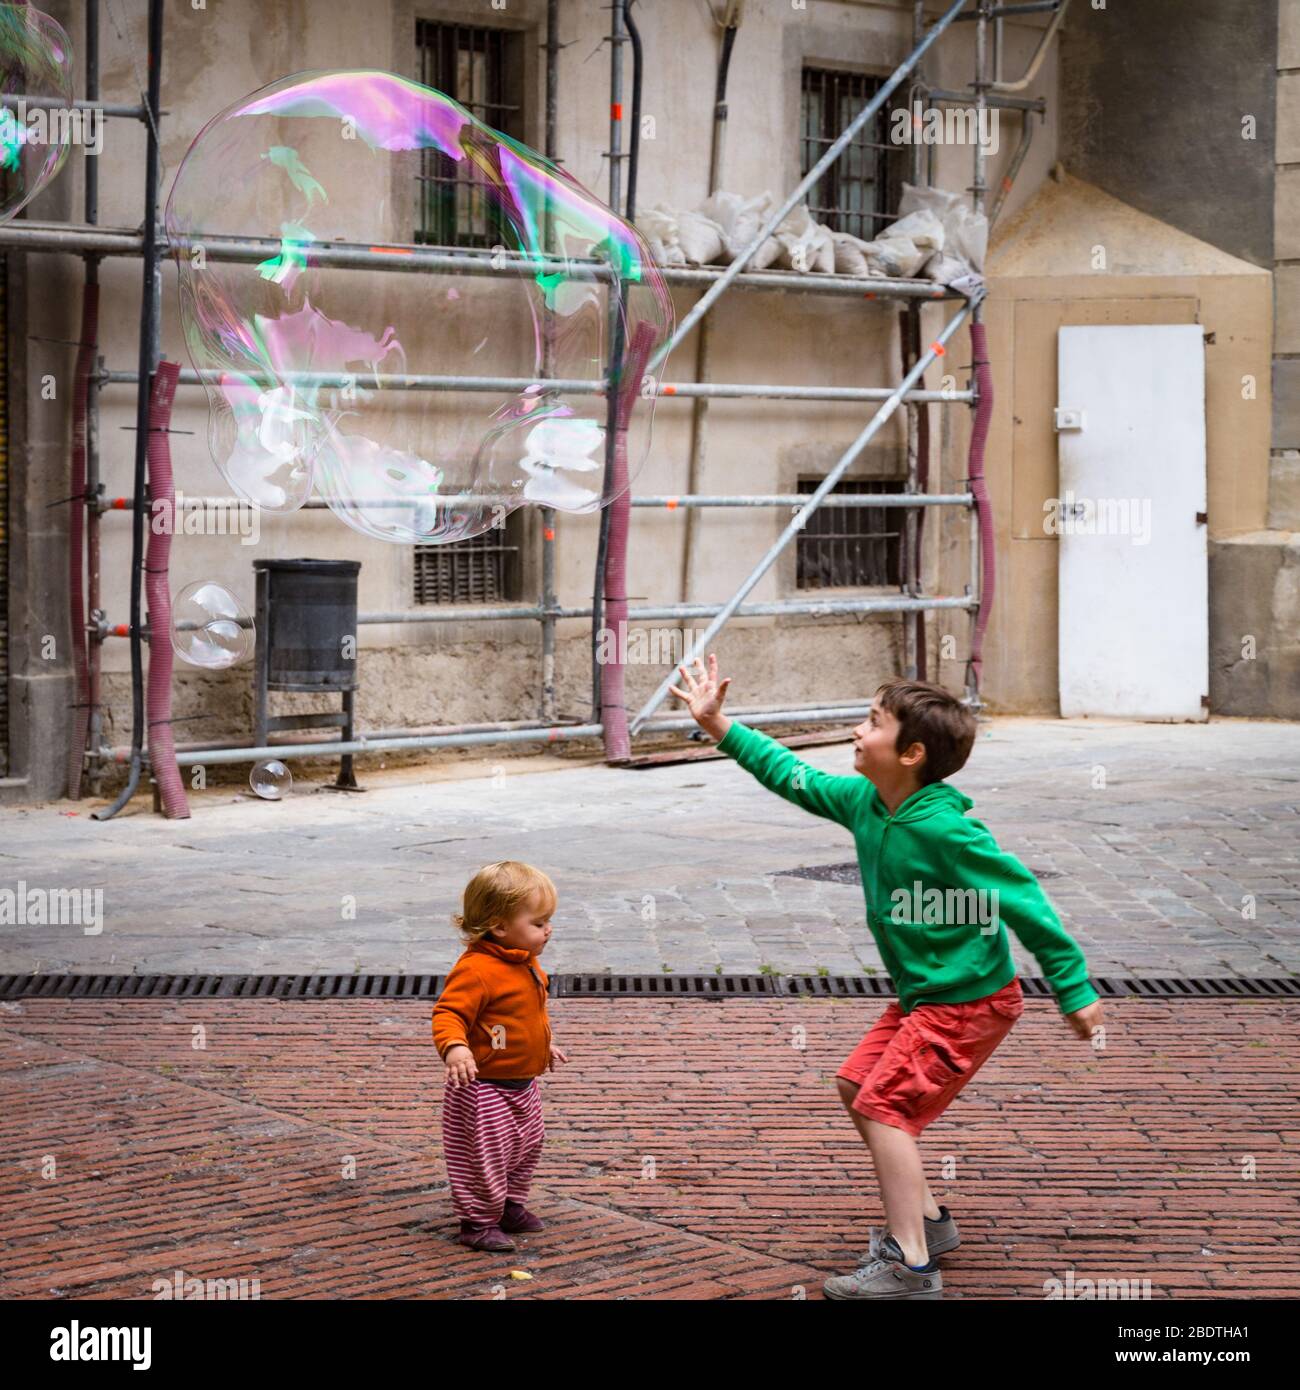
[453,861,557,943]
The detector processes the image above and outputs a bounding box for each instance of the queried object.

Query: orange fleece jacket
[431,939,552,1079]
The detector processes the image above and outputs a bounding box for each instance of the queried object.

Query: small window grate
[795,478,905,589]
[413,525,520,605]
[416,20,524,248]
[801,67,905,239]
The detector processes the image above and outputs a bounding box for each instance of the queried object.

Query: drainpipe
[593,0,628,757]
[93,0,164,820]
[904,0,928,681]
[964,0,995,708]
[679,1,742,611]
[989,0,1070,94]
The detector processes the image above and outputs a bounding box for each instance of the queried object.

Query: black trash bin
[253,559,361,789]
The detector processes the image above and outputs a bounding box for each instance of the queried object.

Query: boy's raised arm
[715,720,865,828]
[670,654,865,828]
[952,828,1100,1017]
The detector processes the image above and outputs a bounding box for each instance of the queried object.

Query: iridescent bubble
[164,70,673,539]
[0,5,75,223]
[249,759,291,800]
[170,580,255,669]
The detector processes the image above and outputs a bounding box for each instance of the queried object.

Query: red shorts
[836,978,1024,1137]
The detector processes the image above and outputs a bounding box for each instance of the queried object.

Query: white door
[1056,324,1208,720]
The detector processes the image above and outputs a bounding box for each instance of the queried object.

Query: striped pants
[441,1079,545,1227]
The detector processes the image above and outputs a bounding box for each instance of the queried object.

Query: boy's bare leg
[837,1080,942,1225]
[862,1119,930,1267]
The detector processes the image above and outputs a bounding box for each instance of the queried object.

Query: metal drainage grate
[0,974,445,1001]
[774,862,862,885]
[774,862,1064,884]
[0,974,1296,1001]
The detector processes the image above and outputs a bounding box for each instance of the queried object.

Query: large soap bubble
[170,580,255,669]
[164,70,674,541]
[0,4,76,223]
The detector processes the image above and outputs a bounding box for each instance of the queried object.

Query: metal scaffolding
[0,0,1058,815]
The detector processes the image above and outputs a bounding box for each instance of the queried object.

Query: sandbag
[637,204,685,266]
[773,203,835,273]
[830,230,877,276]
[675,208,725,266]
[698,189,783,269]
[897,182,988,276]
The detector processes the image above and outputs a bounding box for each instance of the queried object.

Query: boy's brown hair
[453,860,557,944]
[874,678,977,785]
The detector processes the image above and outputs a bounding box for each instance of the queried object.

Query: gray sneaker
[864,1208,961,1263]
[824,1234,943,1301]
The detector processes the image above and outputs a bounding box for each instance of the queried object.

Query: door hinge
[1196,511,1208,525]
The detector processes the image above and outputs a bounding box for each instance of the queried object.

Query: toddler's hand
[443,1044,478,1088]
[669,653,733,741]
[1064,999,1104,1041]
[547,1043,569,1073]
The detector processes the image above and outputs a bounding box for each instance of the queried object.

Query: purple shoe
[499,1200,544,1234]
[457,1221,516,1251]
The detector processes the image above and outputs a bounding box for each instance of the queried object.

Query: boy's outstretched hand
[1064,999,1105,1041]
[668,653,733,742]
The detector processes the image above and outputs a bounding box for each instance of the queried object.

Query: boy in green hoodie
[670,656,1103,1301]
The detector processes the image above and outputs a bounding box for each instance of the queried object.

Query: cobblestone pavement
[2,716,1298,979]
[1,996,1294,1299]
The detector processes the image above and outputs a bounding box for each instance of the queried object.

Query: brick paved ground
[4,716,1299,979]
[2,995,1295,1300]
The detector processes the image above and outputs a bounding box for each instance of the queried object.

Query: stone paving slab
[1,716,1298,977]
[0,995,1295,1299]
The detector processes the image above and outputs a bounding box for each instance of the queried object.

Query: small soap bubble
[0,6,76,223]
[249,760,291,800]
[170,581,255,669]
[165,70,673,540]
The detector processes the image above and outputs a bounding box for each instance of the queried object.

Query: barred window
[795,478,905,589]
[415,19,525,248]
[413,20,527,602]
[801,67,904,240]
[414,525,522,606]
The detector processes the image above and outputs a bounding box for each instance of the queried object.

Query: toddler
[432,860,568,1251]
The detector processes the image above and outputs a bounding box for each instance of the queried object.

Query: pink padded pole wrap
[600,320,658,763]
[966,319,995,692]
[144,361,190,819]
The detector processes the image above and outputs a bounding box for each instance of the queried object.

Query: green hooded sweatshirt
[716,720,1098,1016]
